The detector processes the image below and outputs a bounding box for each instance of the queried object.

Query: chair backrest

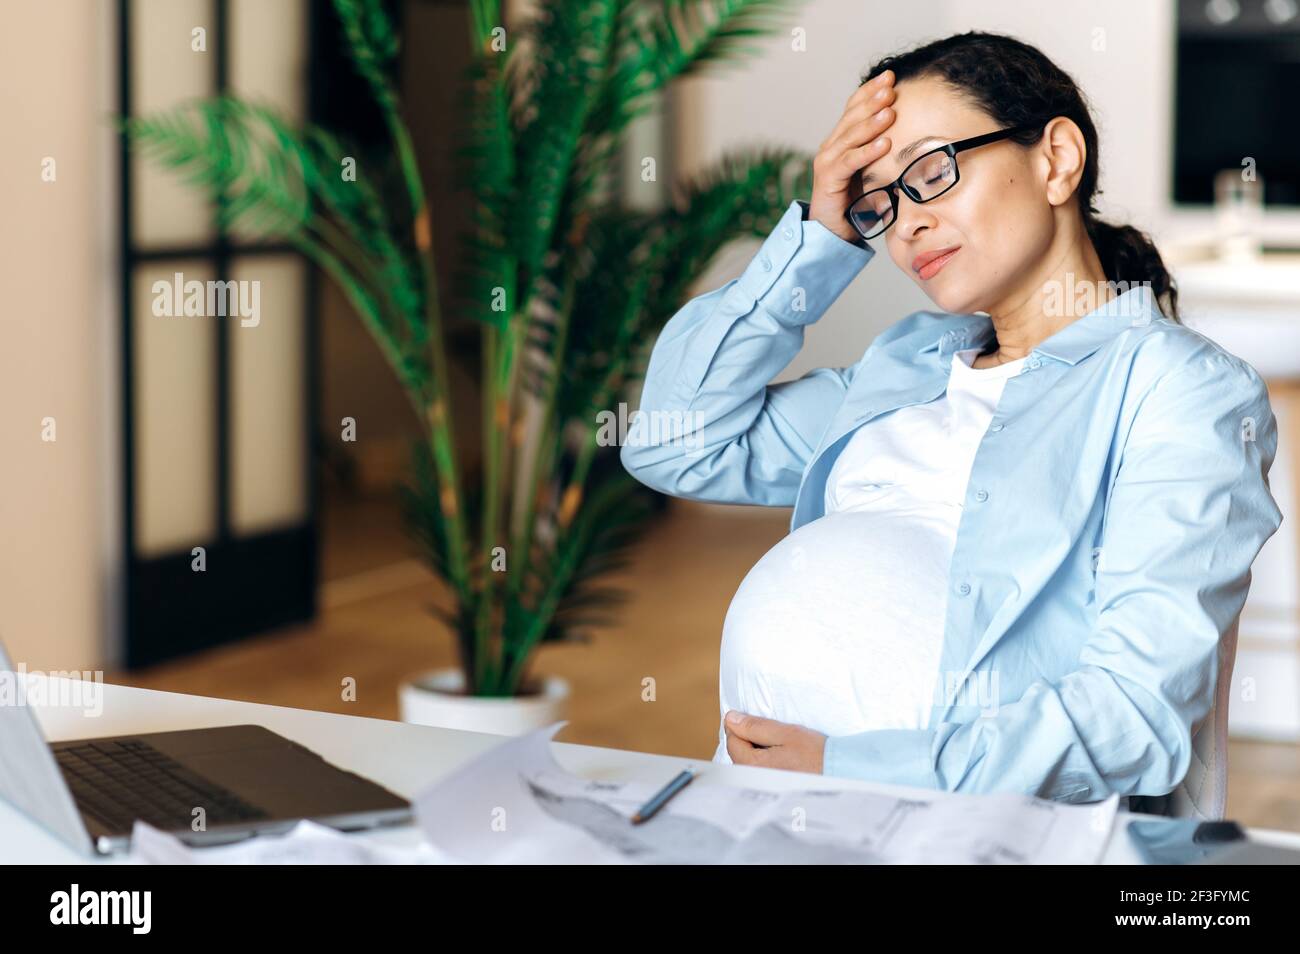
[1166,614,1241,820]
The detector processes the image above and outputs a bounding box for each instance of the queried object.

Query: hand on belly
[722,709,826,774]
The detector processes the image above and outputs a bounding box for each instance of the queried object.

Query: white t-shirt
[714,347,1027,763]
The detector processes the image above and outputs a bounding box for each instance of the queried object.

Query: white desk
[7,679,1300,864]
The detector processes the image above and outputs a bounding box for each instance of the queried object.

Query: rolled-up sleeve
[822,354,1284,801]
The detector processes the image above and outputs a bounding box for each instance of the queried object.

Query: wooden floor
[108,493,1300,833]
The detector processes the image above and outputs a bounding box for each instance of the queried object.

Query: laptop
[0,641,412,856]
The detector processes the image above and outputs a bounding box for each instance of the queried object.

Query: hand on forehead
[860,75,989,187]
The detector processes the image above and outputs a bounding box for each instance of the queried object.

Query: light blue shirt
[621,197,1283,804]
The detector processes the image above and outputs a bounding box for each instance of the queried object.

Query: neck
[980,216,1111,362]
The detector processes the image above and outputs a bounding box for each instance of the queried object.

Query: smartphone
[1126,817,1247,865]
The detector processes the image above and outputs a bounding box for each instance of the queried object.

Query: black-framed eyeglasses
[845,123,1043,241]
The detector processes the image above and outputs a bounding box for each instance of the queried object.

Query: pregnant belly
[716,505,958,761]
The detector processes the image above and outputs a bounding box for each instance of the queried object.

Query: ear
[1038,116,1088,208]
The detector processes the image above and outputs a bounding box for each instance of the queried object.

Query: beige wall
[0,1,117,669]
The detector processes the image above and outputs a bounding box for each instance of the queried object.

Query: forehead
[862,75,992,184]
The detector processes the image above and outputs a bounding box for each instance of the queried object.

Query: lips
[912,246,961,280]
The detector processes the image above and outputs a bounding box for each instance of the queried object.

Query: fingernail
[725,710,741,724]
[875,108,890,120]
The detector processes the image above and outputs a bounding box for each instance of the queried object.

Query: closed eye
[859,135,951,188]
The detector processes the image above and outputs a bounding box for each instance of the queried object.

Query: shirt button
[989,422,1004,432]
[761,256,772,271]
[1028,356,1042,369]
[958,582,972,596]
[782,227,794,240]
[975,490,988,502]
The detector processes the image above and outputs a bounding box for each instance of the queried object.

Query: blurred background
[2,0,1298,830]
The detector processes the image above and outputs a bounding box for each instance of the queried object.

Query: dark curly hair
[862,31,1179,321]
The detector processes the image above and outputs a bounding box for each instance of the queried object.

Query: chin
[923,281,977,316]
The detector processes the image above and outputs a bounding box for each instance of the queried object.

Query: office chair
[1130,614,1240,820]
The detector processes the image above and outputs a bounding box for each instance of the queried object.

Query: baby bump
[716,507,956,755]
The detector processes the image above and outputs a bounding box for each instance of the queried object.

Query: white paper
[414,722,1119,864]
[129,818,450,865]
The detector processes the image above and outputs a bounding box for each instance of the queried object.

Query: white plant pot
[398,667,570,736]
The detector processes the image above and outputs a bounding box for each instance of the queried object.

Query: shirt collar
[919,284,1161,367]
[918,314,996,361]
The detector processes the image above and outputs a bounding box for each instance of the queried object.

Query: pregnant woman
[620,32,1283,807]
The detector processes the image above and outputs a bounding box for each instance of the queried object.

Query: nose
[892,192,937,242]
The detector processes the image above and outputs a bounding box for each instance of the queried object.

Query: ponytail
[1083,217,1180,322]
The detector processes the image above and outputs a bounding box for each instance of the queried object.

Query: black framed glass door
[118,0,319,666]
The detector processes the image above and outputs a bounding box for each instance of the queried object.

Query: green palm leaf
[332,0,401,114]
[526,147,812,424]
[127,0,809,698]
[512,0,620,302]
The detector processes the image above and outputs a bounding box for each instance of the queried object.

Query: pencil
[630,768,695,824]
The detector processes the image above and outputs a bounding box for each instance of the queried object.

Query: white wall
[670,0,1295,381]
[0,1,117,669]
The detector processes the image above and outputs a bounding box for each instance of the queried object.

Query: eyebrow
[859,135,949,187]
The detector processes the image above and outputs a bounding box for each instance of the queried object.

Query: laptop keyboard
[55,739,270,833]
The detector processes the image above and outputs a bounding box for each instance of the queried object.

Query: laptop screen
[0,641,94,854]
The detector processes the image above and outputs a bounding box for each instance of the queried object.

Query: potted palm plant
[127,0,814,733]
